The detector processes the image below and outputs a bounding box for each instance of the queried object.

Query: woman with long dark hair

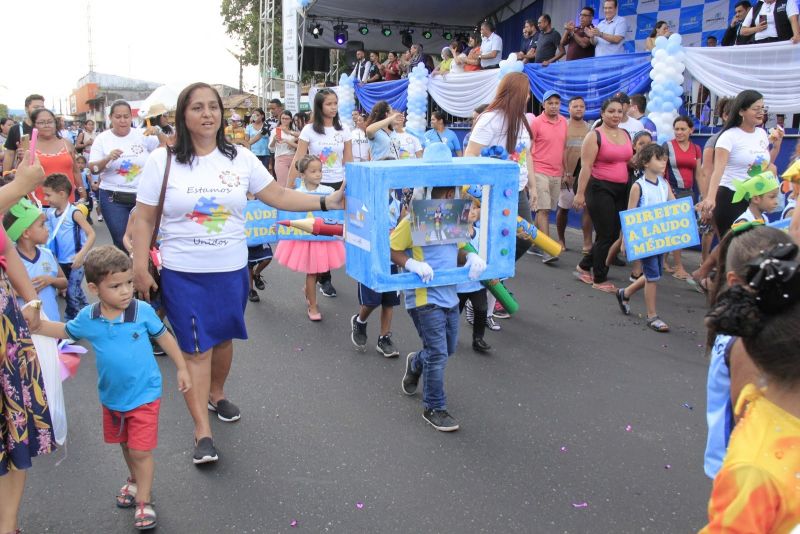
[132,83,345,465]
[89,100,166,250]
[245,107,269,169]
[699,90,774,238]
[287,89,353,297]
[645,21,670,50]
[268,110,298,187]
[29,109,84,206]
[574,96,633,292]
[75,119,97,155]
[365,101,403,161]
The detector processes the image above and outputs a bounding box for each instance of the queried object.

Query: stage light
[334,24,348,45]
[442,30,453,41]
[359,25,369,35]
[310,22,323,39]
[381,26,392,37]
[400,29,413,48]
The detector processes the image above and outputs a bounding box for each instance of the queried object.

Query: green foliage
[0,103,8,118]
[220,0,283,70]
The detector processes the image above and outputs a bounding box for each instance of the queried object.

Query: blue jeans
[407,304,459,411]
[99,188,135,251]
[60,263,88,320]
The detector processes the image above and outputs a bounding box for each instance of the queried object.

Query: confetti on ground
[625,425,632,432]
[294,347,303,352]
[560,446,567,452]
[664,464,672,469]
[290,519,298,527]
[356,502,364,509]
[572,502,588,509]
[682,403,694,410]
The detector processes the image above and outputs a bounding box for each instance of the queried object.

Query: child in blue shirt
[34,245,190,531]
[615,143,675,333]
[456,200,491,353]
[42,173,96,320]
[391,186,486,432]
[3,198,67,321]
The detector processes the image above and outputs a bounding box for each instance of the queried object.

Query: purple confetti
[572,502,588,509]
[682,403,694,410]
[560,446,568,452]
[356,502,364,509]
[664,464,672,469]
[290,519,298,527]
[625,425,632,432]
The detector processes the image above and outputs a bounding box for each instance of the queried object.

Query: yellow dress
[700,384,800,534]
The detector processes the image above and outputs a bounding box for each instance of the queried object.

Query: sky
[2,0,259,112]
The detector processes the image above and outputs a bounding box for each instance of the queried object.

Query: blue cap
[542,90,561,102]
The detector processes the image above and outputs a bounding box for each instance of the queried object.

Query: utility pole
[227,49,244,93]
[258,0,275,104]
[87,0,95,73]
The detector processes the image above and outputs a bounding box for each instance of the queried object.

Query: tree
[0,103,7,118]
[220,0,283,71]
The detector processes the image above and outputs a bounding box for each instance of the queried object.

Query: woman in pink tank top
[574,97,633,291]
[29,109,84,206]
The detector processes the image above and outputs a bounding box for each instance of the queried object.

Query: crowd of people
[348,0,800,85]
[1,5,800,531]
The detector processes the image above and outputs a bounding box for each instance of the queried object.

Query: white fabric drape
[683,41,800,113]
[427,70,500,118]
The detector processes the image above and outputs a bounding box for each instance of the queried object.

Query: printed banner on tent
[584,0,734,52]
[620,197,700,261]
[244,200,344,246]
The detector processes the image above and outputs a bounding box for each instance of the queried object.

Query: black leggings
[713,186,749,238]
[458,289,487,339]
[515,189,534,261]
[579,178,628,283]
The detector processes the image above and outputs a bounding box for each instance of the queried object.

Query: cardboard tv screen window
[409,198,472,246]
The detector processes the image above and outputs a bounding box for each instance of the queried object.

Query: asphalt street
[22,223,713,533]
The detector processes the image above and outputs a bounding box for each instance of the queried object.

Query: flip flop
[592,281,617,293]
[672,271,691,280]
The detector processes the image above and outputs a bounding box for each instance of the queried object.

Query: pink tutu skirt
[274,239,346,274]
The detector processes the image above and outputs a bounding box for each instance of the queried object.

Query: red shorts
[102,399,161,451]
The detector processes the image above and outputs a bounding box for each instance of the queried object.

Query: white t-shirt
[620,116,645,137]
[480,33,503,68]
[268,129,298,158]
[137,147,273,273]
[89,129,160,192]
[469,111,531,191]
[350,129,371,162]
[715,127,771,191]
[743,1,799,41]
[299,124,352,184]
[392,132,423,159]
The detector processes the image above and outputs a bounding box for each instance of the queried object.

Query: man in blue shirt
[629,94,658,136]
[588,0,628,56]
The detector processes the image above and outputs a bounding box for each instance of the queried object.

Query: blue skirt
[161,267,249,354]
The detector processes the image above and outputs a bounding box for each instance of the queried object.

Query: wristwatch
[92,165,100,173]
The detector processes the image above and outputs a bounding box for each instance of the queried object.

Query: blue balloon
[660,101,673,112]
[668,33,683,46]
[655,35,668,49]
[666,41,681,54]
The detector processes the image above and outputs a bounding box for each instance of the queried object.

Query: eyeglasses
[34,120,55,126]
[750,106,768,113]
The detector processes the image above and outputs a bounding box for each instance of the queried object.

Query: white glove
[465,252,487,281]
[405,258,434,283]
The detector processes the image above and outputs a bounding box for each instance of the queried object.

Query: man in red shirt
[530,90,568,264]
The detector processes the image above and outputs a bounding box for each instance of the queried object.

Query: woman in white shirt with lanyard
[89,100,166,250]
[287,89,353,298]
[133,83,345,465]
[268,110,298,187]
[350,112,371,162]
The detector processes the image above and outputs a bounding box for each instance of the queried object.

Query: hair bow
[481,145,509,160]
[746,242,800,313]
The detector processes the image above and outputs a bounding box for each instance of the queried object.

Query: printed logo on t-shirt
[218,170,241,188]
[319,148,339,168]
[116,160,142,182]
[185,196,232,234]
[747,155,769,177]
[41,260,53,274]
[510,141,528,170]
[129,144,145,155]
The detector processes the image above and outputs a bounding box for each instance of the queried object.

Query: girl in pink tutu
[274,155,345,321]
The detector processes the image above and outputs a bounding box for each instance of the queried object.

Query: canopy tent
[301,0,526,53]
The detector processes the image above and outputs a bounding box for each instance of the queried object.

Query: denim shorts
[641,255,663,282]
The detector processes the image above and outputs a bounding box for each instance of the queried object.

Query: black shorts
[248,243,273,264]
[357,266,400,307]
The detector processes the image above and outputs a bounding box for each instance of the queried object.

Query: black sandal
[616,288,631,315]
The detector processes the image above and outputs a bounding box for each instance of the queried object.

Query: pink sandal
[592,281,617,293]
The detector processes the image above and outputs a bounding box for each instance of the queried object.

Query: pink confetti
[664,464,672,469]
[560,446,567,452]
[294,347,303,352]
[625,425,632,432]
[356,502,364,509]
[290,520,298,527]
[572,502,588,509]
